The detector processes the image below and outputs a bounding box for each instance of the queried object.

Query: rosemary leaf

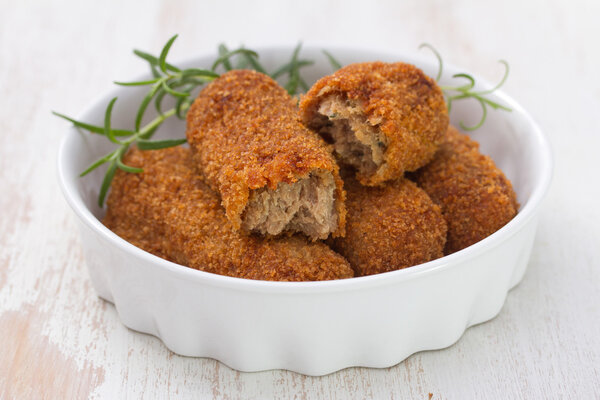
[271,60,314,79]
[419,43,443,82]
[113,78,161,86]
[322,50,342,71]
[141,125,160,140]
[451,73,475,90]
[153,89,168,115]
[104,97,121,144]
[150,65,161,78]
[98,160,117,207]
[460,101,488,131]
[79,151,116,177]
[159,35,180,73]
[175,97,188,119]
[116,157,144,173]
[235,54,250,69]
[136,81,163,131]
[180,68,219,79]
[218,44,233,71]
[161,81,189,98]
[482,97,512,111]
[177,77,213,87]
[284,43,303,95]
[137,138,187,150]
[52,112,133,137]
[133,49,179,73]
[211,49,259,71]
[240,50,267,74]
[133,49,159,65]
[477,60,509,95]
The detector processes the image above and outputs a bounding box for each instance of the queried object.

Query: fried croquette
[186,70,345,241]
[411,126,519,254]
[300,62,448,186]
[331,175,447,276]
[103,147,354,281]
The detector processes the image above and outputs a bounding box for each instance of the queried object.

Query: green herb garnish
[322,50,342,71]
[419,43,511,131]
[54,36,318,207]
[54,34,217,206]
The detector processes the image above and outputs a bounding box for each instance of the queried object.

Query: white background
[0,0,598,398]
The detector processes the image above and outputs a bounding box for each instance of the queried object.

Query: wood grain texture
[0,0,599,398]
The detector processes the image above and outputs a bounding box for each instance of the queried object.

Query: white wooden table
[1,0,598,398]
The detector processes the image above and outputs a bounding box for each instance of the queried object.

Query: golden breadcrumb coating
[186,69,345,240]
[300,61,448,186]
[410,126,519,254]
[331,175,447,276]
[103,147,354,281]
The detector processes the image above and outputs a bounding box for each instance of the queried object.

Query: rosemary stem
[138,108,178,139]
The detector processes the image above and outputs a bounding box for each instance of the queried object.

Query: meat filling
[314,95,387,176]
[242,171,338,240]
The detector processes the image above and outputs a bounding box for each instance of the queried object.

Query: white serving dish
[57,46,552,375]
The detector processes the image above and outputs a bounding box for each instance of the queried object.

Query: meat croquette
[103,147,354,281]
[411,126,519,254]
[186,70,345,241]
[300,62,448,186]
[331,175,447,276]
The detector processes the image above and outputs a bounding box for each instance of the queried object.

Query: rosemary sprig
[54,34,215,206]
[54,36,317,207]
[419,43,511,131]
[54,102,186,206]
[213,42,314,95]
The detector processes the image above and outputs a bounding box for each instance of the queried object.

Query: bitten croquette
[103,147,354,281]
[411,126,519,254]
[186,70,345,241]
[331,174,447,276]
[300,62,448,186]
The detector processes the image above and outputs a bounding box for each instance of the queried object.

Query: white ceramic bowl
[57,46,552,375]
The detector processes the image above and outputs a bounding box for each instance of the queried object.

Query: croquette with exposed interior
[300,62,448,186]
[331,174,447,276]
[103,147,354,281]
[186,70,345,241]
[410,126,519,254]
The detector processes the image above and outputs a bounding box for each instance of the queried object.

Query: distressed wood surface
[1,0,598,398]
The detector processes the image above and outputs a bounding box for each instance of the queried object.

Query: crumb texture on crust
[186,69,345,239]
[332,175,447,277]
[103,147,354,281]
[411,126,519,254]
[300,61,449,186]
